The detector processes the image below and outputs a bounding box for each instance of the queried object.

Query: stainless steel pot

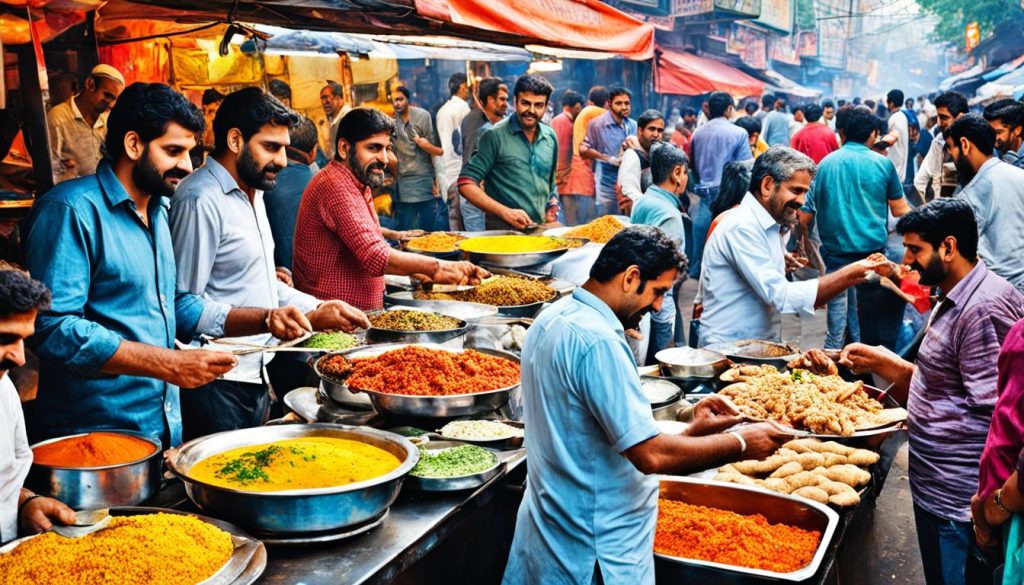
[310,351,374,409]
[167,424,418,535]
[655,347,731,379]
[26,431,162,509]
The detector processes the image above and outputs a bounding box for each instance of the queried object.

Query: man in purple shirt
[580,86,636,217]
[841,198,1024,585]
[688,91,752,278]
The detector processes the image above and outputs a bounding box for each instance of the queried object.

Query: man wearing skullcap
[47,64,125,183]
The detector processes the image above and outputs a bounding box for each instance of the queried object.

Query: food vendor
[502,226,788,585]
[698,146,887,346]
[292,108,489,311]
[24,83,320,448]
[0,268,75,543]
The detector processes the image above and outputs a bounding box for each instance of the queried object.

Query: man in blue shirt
[24,83,314,447]
[761,96,792,146]
[689,91,752,279]
[983,99,1024,170]
[580,86,637,217]
[800,107,911,349]
[264,115,318,271]
[631,144,689,361]
[503,227,787,585]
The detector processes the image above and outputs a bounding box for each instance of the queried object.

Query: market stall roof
[937,62,985,92]
[653,48,764,98]
[973,65,1024,104]
[257,26,532,61]
[759,69,821,99]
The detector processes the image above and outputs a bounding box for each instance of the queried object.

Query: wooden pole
[15,6,54,194]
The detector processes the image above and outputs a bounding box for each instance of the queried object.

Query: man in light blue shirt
[761,97,792,146]
[700,146,885,346]
[631,144,689,361]
[503,227,787,585]
[580,86,637,217]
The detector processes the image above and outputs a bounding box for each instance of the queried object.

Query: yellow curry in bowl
[188,437,403,492]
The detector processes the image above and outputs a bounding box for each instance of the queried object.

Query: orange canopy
[654,47,765,98]
[414,0,654,60]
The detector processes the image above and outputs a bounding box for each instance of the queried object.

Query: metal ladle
[51,508,112,538]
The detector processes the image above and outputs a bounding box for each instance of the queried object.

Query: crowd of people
[1,61,1023,585]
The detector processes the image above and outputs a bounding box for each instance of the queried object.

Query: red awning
[654,48,765,97]
[414,0,654,59]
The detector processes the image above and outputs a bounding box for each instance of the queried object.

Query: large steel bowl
[167,424,418,535]
[364,308,468,346]
[311,351,374,409]
[704,339,801,371]
[26,431,162,510]
[383,292,499,321]
[656,347,731,378]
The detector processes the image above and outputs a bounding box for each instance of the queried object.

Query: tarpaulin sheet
[414,0,654,59]
[654,47,764,97]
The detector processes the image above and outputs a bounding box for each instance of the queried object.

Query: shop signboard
[797,31,817,56]
[813,0,847,68]
[752,0,792,34]
[615,0,672,16]
[671,0,760,17]
[769,34,800,65]
[965,21,980,52]
[727,24,767,69]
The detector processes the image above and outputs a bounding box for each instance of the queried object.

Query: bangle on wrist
[727,430,746,455]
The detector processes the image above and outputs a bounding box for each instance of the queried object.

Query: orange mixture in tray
[347,346,520,396]
[655,499,821,573]
[32,432,156,467]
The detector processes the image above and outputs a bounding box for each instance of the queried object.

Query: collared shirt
[806,142,904,256]
[691,117,753,190]
[392,106,440,203]
[630,185,683,244]
[907,262,1024,521]
[790,122,839,164]
[979,319,1024,500]
[263,160,315,269]
[1001,143,1024,169]
[25,161,230,447]
[958,158,1024,292]
[0,375,30,544]
[170,158,320,384]
[503,288,660,585]
[699,193,818,346]
[459,115,558,225]
[582,111,637,202]
[293,160,392,311]
[435,96,470,195]
[887,110,909,182]
[47,97,108,184]
[761,110,791,146]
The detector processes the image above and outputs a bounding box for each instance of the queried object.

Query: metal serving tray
[655,476,839,583]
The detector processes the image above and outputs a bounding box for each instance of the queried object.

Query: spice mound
[0,513,233,585]
[457,235,568,254]
[411,444,497,478]
[32,432,156,467]
[655,500,821,573]
[406,232,466,253]
[347,346,520,396]
[370,310,462,331]
[439,420,524,441]
[415,275,556,306]
[564,215,625,243]
[300,331,359,350]
[187,436,402,491]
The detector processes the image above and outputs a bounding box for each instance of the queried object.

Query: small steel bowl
[404,440,502,491]
[655,347,731,379]
[310,351,374,409]
[26,431,162,509]
[435,420,525,450]
[364,308,468,347]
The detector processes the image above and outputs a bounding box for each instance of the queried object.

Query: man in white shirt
[914,92,967,201]
[47,64,125,183]
[617,109,665,213]
[434,73,471,229]
[0,268,76,544]
[699,146,885,346]
[881,88,909,182]
[320,81,351,160]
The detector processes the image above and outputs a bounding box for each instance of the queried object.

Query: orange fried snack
[655,500,821,573]
[347,346,520,396]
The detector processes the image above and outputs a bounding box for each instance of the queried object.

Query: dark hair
[886,89,904,107]
[905,98,915,109]
[803,104,823,122]
[833,105,855,135]
[852,97,862,105]
[712,161,753,219]
[947,114,996,156]
[478,78,505,105]
[393,86,411,100]
[0,267,51,317]
[335,108,394,152]
[650,143,688,184]
[749,146,816,195]
[201,88,226,106]
[448,73,467,97]
[761,93,776,108]
[792,105,805,116]
[933,91,969,117]
[735,116,761,138]
[775,96,787,108]
[864,99,876,110]
[821,99,835,109]
[744,101,758,114]
[588,86,609,107]
[638,109,664,130]
[590,226,687,287]
[289,116,319,156]
[105,82,205,162]
[842,107,879,143]
[212,88,298,157]
[513,74,553,100]
[837,99,847,107]
[895,198,978,262]
[682,106,697,117]
[983,99,1024,128]
[269,79,292,101]
[324,81,343,98]
[608,86,632,102]
[707,91,734,119]
[561,90,585,110]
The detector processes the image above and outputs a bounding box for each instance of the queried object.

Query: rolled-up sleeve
[25,201,123,377]
[575,340,659,453]
[726,224,818,316]
[177,291,230,340]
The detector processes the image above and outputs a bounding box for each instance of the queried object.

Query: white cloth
[887,111,909,182]
[434,96,471,196]
[788,116,806,138]
[699,193,818,346]
[0,374,31,543]
[914,130,944,199]
[617,148,644,202]
[958,158,1024,291]
[47,96,108,184]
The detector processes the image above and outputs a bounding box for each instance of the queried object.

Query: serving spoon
[51,508,112,538]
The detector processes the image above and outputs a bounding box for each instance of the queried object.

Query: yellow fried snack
[822,452,848,467]
[769,461,804,479]
[719,463,739,474]
[715,472,758,486]
[796,452,826,470]
[763,477,791,492]
[828,491,861,507]
[818,441,855,456]
[823,464,871,487]
[792,486,830,503]
[846,449,881,466]
[783,439,816,453]
[817,478,857,496]
[783,471,822,491]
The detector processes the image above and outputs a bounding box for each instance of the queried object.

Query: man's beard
[132,147,189,198]
[912,254,946,286]
[239,145,282,191]
[350,158,386,189]
[953,153,976,187]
